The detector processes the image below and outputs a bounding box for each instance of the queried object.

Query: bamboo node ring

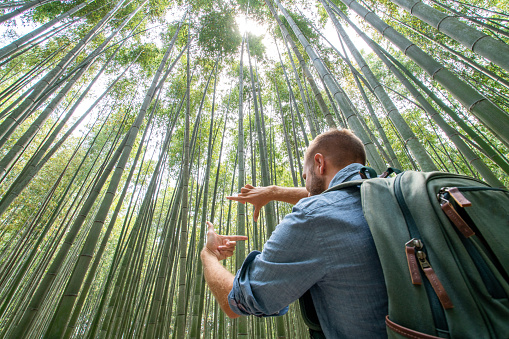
[381,25,391,36]
[404,136,417,144]
[470,35,489,52]
[431,67,444,80]
[403,44,415,55]
[436,15,451,30]
[468,98,485,111]
[468,157,480,164]
[409,1,420,14]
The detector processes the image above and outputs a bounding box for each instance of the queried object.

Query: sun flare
[236,14,265,35]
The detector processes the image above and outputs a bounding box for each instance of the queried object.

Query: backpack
[299,169,509,338]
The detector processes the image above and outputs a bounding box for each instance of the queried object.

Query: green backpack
[299,170,509,338]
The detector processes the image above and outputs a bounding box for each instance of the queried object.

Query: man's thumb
[253,207,260,222]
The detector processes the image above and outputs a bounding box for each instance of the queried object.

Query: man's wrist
[201,247,219,261]
[269,185,280,200]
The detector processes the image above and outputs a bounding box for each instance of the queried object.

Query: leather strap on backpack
[386,316,441,339]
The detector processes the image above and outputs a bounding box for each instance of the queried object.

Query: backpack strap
[299,290,325,338]
[359,166,378,179]
[380,167,402,178]
[324,179,364,193]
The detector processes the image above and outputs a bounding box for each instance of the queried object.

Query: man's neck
[324,166,346,189]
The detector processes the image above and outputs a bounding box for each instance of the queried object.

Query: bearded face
[307,169,326,196]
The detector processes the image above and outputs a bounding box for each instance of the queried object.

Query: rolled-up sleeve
[228,251,289,317]
[228,204,327,317]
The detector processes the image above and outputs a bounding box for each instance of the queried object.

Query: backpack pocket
[438,186,509,299]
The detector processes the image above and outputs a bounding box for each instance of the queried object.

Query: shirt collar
[327,163,364,189]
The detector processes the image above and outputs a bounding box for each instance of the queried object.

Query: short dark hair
[305,129,366,168]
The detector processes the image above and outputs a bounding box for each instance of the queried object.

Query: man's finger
[206,221,214,232]
[224,235,248,241]
[240,186,254,193]
[219,249,234,257]
[218,242,236,250]
[253,207,260,222]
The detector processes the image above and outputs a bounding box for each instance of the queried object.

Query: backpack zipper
[404,238,454,310]
[437,186,508,299]
[437,188,475,238]
[437,186,507,206]
[394,174,450,336]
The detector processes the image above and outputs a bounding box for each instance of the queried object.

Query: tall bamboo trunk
[376,43,509,176]
[352,72,400,168]
[274,36,309,147]
[429,0,509,38]
[337,0,509,145]
[62,88,173,339]
[266,0,385,172]
[322,0,436,171]
[235,34,248,338]
[0,0,90,60]
[0,4,145,181]
[392,16,509,91]
[189,59,219,339]
[45,31,184,337]
[10,17,183,339]
[304,11,401,168]
[248,37,277,236]
[270,9,337,129]
[280,33,317,138]
[369,38,505,186]
[0,48,139,218]
[0,105,122,324]
[0,0,126,148]
[10,129,128,338]
[175,16,191,339]
[274,78,298,187]
[0,0,53,24]
[390,0,509,72]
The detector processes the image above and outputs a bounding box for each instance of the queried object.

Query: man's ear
[314,153,325,175]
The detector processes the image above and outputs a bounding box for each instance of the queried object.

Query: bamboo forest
[0,0,507,337]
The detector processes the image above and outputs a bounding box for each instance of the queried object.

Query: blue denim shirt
[228,163,388,338]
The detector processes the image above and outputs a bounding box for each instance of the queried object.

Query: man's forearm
[200,248,240,319]
[269,186,309,205]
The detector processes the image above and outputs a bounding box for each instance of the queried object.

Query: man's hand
[227,185,310,221]
[205,221,248,261]
[226,184,273,222]
[201,221,245,319]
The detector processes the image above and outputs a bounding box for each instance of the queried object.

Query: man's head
[303,129,366,195]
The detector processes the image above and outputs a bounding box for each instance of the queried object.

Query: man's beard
[308,172,326,196]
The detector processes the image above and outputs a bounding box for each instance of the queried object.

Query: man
[201,129,388,338]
